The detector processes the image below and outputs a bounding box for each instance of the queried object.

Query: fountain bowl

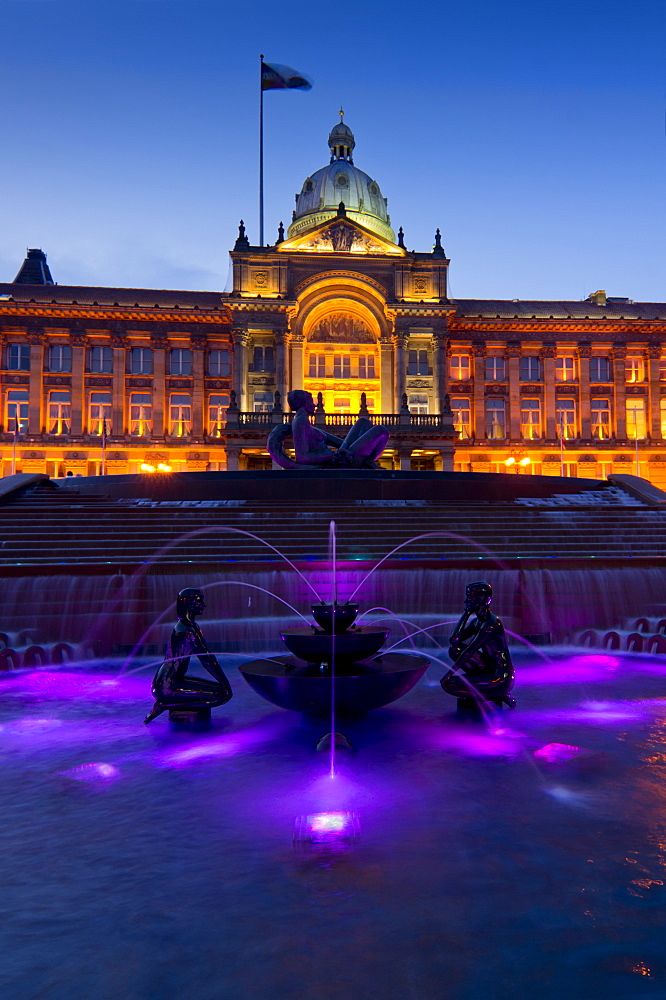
[311,603,359,634]
[238,652,429,715]
[279,625,389,664]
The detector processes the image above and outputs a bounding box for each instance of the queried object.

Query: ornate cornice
[449,317,666,335]
[0,304,232,325]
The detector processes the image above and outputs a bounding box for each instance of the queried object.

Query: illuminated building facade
[1,119,666,482]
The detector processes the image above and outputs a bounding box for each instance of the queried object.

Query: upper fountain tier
[287,116,396,243]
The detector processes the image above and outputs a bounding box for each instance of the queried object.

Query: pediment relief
[280,219,403,256]
[308,312,376,344]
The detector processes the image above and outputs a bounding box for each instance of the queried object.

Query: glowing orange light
[504,457,516,466]
[140,463,155,473]
[519,457,531,466]
[157,463,172,472]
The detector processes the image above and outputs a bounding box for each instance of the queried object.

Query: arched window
[6,389,28,433]
[169,394,192,436]
[48,391,71,435]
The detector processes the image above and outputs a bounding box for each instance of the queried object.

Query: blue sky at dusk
[1,0,663,300]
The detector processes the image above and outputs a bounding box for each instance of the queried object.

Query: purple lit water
[2,649,666,998]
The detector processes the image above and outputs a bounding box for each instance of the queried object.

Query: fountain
[238,600,429,715]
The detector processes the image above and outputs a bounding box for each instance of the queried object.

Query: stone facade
[1,120,665,481]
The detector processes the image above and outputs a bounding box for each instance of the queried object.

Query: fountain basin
[238,652,429,714]
[279,625,389,664]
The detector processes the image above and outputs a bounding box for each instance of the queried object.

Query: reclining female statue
[267,389,389,470]
[144,587,232,723]
[440,581,516,709]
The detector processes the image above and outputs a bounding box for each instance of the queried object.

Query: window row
[3,345,232,377]
[450,396,661,441]
[5,390,231,437]
[449,354,664,383]
[307,354,377,379]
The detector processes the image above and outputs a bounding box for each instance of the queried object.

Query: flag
[102,420,108,450]
[261,61,312,91]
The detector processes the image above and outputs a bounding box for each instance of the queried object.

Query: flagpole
[259,53,264,248]
[11,428,17,476]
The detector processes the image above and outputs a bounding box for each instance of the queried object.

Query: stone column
[507,342,521,440]
[231,327,250,410]
[380,335,393,412]
[647,343,661,439]
[289,332,304,395]
[472,341,486,439]
[433,331,449,412]
[578,342,592,439]
[541,343,556,440]
[396,448,411,470]
[27,330,45,434]
[394,331,408,410]
[274,327,289,402]
[69,333,87,436]
[612,343,627,439]
[225,445,240,471]
[190,335,206,438]
[111,334,128,435]
[150,336,167,437]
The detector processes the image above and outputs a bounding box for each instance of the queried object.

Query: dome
[287,118,396,243]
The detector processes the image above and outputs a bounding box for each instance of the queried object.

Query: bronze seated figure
[144,588,232,724]
[267,389,389,470]
[440,581,516,710]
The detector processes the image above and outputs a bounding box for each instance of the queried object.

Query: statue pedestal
[168,707,211,727]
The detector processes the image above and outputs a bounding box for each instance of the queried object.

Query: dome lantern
[329,108,355,163]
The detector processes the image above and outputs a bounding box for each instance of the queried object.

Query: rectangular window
[48,344,72,373]
[169,393,192,436]
[333,397,351,413]
[208,393,230,437]
[408,349,429,376]
[408,394,428,414]
[590,356,611,382]
[519,357,541,381]
[89,391,112,436]
[486,398,506,439]
[626,398,646,439]
[6,389,28,433]
[521,398,541,440]
[129,347,153,375]
[48,390,71,435]
[89,345,113,374]
[556,398,576,439]
[625,355,645,383]
[451,397,471,439]
[333,355,351,378]
[308,354,326,378]
[6,344,30,371]
[207,349,231,377]
[170,348,192,376]
[250,345,274,373]
[591,398,611,439]
[358,354,376,379]
[129,392,152,436]
[253,391,273,412]
[555,356,576,382]
[485,356,506,381]
[450,355,470,381]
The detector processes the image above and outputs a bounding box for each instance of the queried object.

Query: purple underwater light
[293,810,361,849]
